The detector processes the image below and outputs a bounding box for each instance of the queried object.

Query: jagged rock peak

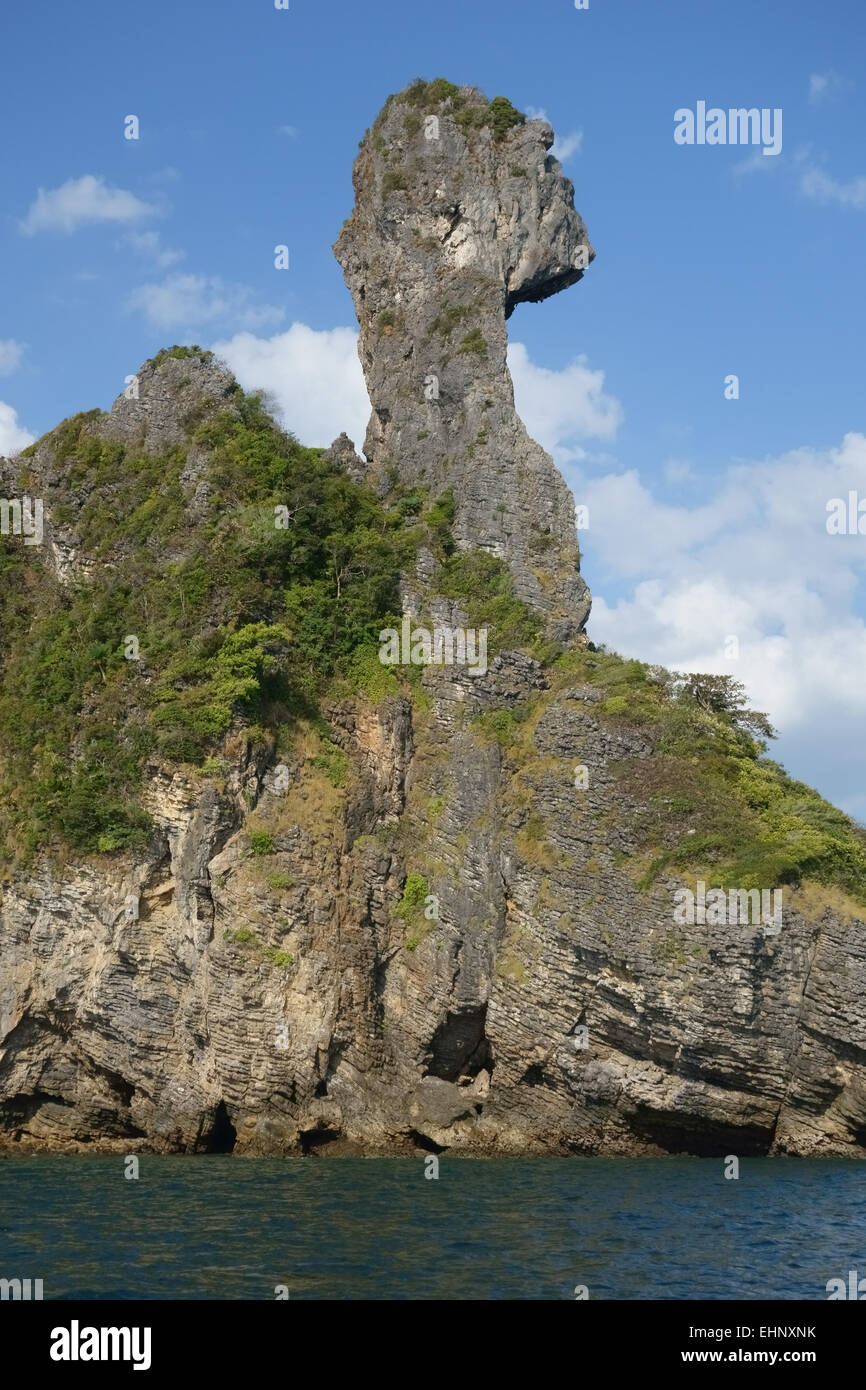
[334,78,594,642]
[325,431,367,484]
[97,346,240,454]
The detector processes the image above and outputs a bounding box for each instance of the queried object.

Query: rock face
[1,82,865,1160]
[334,83,593,642]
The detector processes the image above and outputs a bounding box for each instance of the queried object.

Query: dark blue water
[0,1156,863,1299]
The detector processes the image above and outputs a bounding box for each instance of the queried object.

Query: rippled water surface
[1,1156,863,1299]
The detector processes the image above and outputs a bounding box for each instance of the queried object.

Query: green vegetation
[224,927,255,945]
[20,408,103,462]
[394,871,433,949]
[201,756,229,777]
[458,329,487,357]
[549,646,866,904]
[265,948,294,968]
[403,78,461,107]
[152,344,214,367]
[474,705,528,749]
[0,355,413,861]
[438,549,541,655]
[338,644,401,701]
[428,304,470,338]
[309,744,350,788]
[223,928,293,970]
[482,96,527,141]
[394,493,423,518]
[6,336,862,939]
[425,488,456,557]
[656,928,687,968]
[523,813,547,844]
[382,168,407,195]
[395,871,430,921]
[399,79,525,142]
[496,953,527,985]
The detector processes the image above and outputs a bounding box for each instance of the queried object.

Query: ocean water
[0,1156,863,1300]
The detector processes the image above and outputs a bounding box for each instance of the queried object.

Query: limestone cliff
[334,80,592,642]
[1,81,865,1159]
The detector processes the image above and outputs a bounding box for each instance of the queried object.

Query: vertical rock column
[334,82,594,642]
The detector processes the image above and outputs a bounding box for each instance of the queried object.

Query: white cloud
[125,230,185,268]
[800,164,866,208]
[552,129,583,162]
[127,274,284,333]
[201,316,865,812]
[734,140,866,210]
[525,107,583,162]
[20,175,157,235]
[732,148,780,176]
[809,71,853,105]
[212,323,370,447]
[572,433,866,812]
[508,342,623,455]
[210,325,622,458]
[277,125,298,139]
[0,402,35,455]
[0,340,24,375]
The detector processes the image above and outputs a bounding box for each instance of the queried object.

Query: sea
[0,1156,863,1300]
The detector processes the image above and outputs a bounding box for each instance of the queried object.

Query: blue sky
[2,0,865,814]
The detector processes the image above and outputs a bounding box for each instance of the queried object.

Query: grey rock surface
[334,84,593,642]
[1,84,864,1160]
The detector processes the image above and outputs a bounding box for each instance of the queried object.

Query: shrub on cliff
[438,549,540,654]
[388,79,525,142]
[549,646,866,905]
[0,372,412,860]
